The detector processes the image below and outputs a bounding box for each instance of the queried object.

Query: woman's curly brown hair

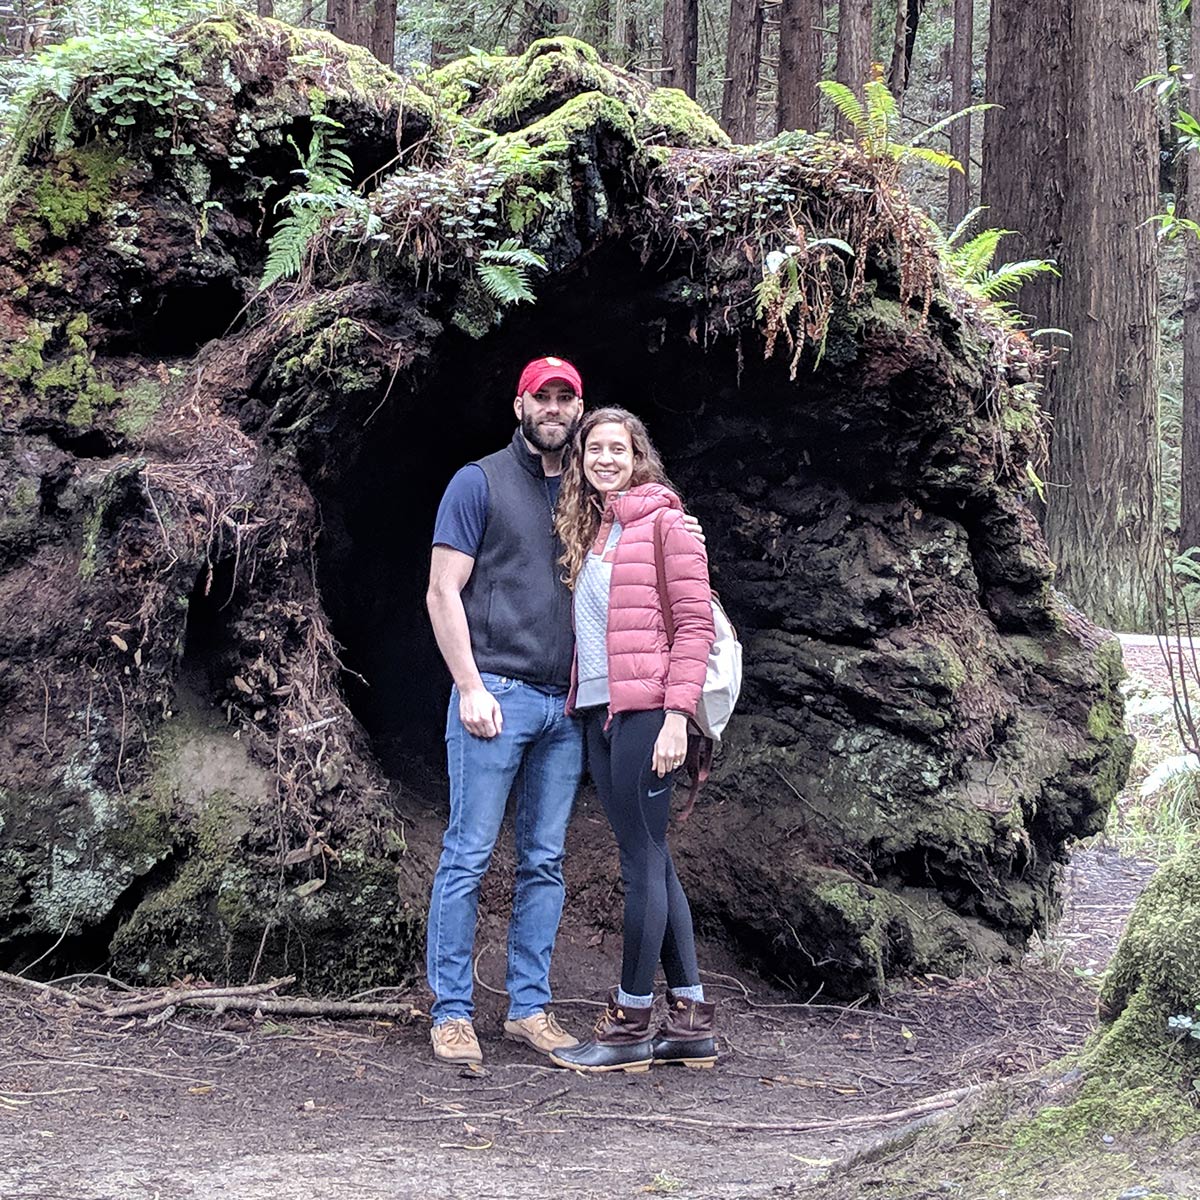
[555,407,676,589]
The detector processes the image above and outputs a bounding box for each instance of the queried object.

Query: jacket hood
[606,482,683,526]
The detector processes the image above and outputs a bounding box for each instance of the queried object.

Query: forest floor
[0,638,1195,1200]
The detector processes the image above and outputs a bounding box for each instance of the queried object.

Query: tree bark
[517,0,560,49]
[580,0,611,48]
[835,0,872,135]
[662,0,699,95]
[722,0,764,141]
[983,0,1159,628]
[888,0,923,96]
[1051,0,1160,628]
[777,0,824,132]
[946,0,972,226]
[328,0,396,65]
[613,0,638,66]
[256,0,274,17]
[1182,1,1200,553]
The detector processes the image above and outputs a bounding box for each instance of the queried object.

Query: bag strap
[652,508,675,646]
[655,510,714,823]
[677,734,713,824]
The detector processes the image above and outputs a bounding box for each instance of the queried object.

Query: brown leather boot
[548,991,654,1073]
[651,991,718,1069]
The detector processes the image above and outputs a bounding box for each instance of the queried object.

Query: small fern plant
[936,206,1059,303]
[475,239,547,306]
[259,110,359,292]
[817,69,992,174]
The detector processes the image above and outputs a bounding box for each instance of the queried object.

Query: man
[424,356,587,1066]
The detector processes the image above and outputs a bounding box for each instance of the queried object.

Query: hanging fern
[259,110,357,292]
[475,239,547,306]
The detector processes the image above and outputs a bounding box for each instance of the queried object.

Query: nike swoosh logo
[648,786,670,798]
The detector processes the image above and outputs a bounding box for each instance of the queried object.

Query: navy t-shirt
[433,464,562,557]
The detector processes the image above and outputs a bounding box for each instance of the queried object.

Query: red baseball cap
[517,356,583,399]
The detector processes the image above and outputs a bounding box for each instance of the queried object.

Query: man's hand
[681,512,705,545]
[459,685,503,739]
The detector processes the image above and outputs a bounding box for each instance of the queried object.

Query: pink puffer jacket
[566,483,715,719]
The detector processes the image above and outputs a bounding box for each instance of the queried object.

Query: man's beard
[523,410,577,453]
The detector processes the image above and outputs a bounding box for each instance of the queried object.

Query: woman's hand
[652,712,690,778]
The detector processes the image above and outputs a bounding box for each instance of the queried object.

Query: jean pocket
[479,672,518,696]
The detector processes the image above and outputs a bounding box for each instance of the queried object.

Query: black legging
[584,708,701,998]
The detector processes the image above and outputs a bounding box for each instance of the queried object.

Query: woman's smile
[583,421,636,493]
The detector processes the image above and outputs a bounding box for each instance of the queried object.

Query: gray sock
[616,986,653,1009]
[672,984,705,1002]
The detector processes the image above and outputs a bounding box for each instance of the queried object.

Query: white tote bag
[653,512,743,742]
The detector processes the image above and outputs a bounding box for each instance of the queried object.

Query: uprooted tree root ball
[0,15,1131,996]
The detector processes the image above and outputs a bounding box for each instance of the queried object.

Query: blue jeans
[426,673,584,1024]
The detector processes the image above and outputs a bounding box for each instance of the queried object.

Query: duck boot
[651,991,718,1069]
[548,992,654,1074]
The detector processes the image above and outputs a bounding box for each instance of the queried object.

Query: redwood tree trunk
[777,0,824,132]
[980,0,1069,355]
[946,0,973,225]
[888,0,923,96]
[722,0,764,141]
[613,0,638,66]
[328,0,396,65]
[835,0,872,134]
[257,0,274,17]
[662,0,699,95]
[1182,3,1200,554]
[984,0,1159,628]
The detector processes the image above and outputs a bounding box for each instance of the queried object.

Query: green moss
[10,223,35,253]
[31,145,126,239]
[114,378,164,437]
[79,504,103,581]
[0,320,49,386]
[637,88,730,149]
[815,879,873,927]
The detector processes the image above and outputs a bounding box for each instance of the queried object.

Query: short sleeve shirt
[432,464,562,558]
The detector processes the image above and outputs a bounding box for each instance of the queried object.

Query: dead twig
[542,1084,979,1134]
[0,969,107,1011]
[99,977,296,1018]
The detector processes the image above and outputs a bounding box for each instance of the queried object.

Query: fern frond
[907,103,996,148]
[974,259,1059,300]
[479,238,547,271]
[816,80,865,133]
[898,144,962,172]
[946,205,988,249]
[952,227,1009,279]
[477,261,536,304]
[863,80,896,149]
[259,209,321,291]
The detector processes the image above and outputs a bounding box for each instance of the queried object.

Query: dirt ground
[0,639,1187,1200]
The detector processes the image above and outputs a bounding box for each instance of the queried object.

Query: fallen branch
[183,996,419,1019]
[539,1084,979,1134]
[100,977,296,1018]
[0,970,108,1012]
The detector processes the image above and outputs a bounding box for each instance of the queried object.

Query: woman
[549,407,717,1074]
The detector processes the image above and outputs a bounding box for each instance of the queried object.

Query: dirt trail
[0,643,1167,1200]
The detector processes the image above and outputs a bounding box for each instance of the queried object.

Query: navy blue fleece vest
[459,429,574,691]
